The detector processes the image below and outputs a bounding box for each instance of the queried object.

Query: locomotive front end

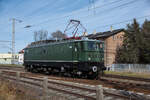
[77,40,105,78]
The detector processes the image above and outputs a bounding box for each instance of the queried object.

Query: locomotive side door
[73,42,79,61]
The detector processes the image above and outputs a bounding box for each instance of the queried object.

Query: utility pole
[12,18,15,65]
[10,18,22,64]
[88,0,96,14]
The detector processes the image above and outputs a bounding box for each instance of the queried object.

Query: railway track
[29,71,150,95]
[0,66,150,98]
[100,75,150,94]
[103,74,150,82]
[0,66,150,82]
[0,66,24,71]
[0,70,150,100]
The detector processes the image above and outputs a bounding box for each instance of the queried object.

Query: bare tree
[34,30,48,41]
[34,31,38,41]
[51,30,67,40]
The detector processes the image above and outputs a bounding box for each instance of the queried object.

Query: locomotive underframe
[24,61,105,78]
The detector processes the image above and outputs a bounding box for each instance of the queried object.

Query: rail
[103,74,150,82]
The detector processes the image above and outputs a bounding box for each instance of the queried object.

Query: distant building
[88,29,125,67]
[0,54,18,64]
[0,52,24,64]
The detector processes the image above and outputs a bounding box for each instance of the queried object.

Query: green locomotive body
[24,39,105,78]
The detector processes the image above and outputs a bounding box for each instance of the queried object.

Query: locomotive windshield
[88,42,99,51]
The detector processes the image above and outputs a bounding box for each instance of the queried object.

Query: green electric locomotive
[24,38,105,78]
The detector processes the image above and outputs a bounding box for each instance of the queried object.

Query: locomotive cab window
[86,41,100,51]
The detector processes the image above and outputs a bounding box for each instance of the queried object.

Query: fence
[110,64,150,73]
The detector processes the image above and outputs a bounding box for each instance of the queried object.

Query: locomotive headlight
[69,46,72,48]
[92,66,97,72]
[88,57,91,61]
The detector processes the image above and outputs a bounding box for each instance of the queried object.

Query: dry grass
[0,82,16,100]
[0,81,36,100]
[0,81,69,100]
[104,71,150,79]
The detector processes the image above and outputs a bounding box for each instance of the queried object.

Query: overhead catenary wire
[41,0,144,32]
[4,0,144,36]
[31,0,142,32]
[0,40,11,43]
[83,0,140,24]
[12,0,141,36]
[1,0,141,34]
[94,14,150,29]
[17,0,147,38]
[25,0,128,27]
[22,0,139,35]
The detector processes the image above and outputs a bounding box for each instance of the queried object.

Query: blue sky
[0,0,150,53]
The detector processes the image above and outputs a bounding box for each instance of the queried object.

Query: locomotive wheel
[27,65,32,72]
[31,66,38,73]
[47,70,52,75]
[87,71,98,79]
[25,66,30,72]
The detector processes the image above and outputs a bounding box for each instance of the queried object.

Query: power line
[82,0,140,22]
[96,0,138,14]
[19,0,143,35]
[0,40,11,43]
[94,14,150,29]
[95,0,135,9]
[26,0,128,27]
[21,0,145,38]
[70,0,139,29]
[34,0,139,29]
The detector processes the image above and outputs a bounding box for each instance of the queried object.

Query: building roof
[87,29,124,39]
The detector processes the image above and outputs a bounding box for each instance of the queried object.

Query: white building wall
[0,53,21,64]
